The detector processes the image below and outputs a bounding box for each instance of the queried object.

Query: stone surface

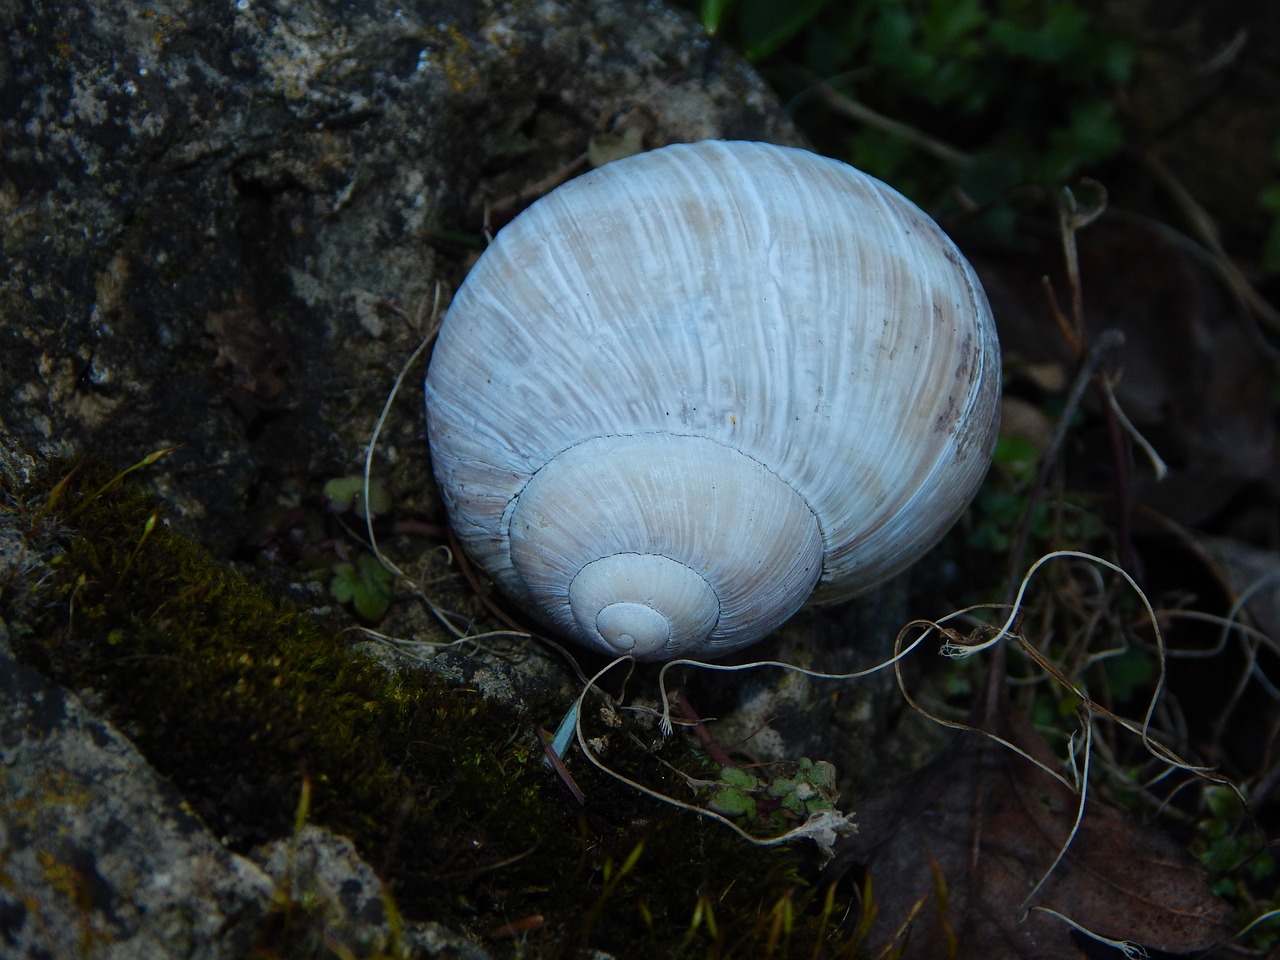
[0,630,275,959]
[0,0,798,561]
[0,434,497,957]
[250,824,495,959]
[0,621,499,958]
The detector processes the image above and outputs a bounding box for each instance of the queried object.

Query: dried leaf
[832,708,1234,958]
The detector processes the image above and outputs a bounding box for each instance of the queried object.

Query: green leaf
[1100,645,1155,703]
[764,758,839,817]
[323,475,392,519]
[1035,98,1123,182]
[708,787,758,818]
[738,0,824,60]
[991,434,1040,482]
[699,0,734,36]
[708,765,762,818]
[1204,784,1243,822]
[717,765,760,789]
[329,554,394,621]
[1096,35,1135,84]
[870,6,935,82]
[921,0,985,49]
[990,3,1089,63]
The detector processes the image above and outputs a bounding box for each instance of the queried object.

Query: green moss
[3,458,863,958]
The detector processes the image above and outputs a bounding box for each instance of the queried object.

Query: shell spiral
[425,140,1000,661]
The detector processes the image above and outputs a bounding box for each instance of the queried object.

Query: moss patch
[2,458,862,957]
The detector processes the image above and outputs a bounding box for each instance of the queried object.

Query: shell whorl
[569,555,719,658]
[425,140,1000,661]
[504,434,824,658]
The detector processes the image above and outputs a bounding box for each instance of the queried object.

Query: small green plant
[329,553,394,621]
[705,758,842,833]
[322,475,391,520]
[964,485,1101,557]
[322,475,395,621]
[706,765,763,818]
[1193,785,1279,952]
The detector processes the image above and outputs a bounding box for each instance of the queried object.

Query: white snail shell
[425,140,1000,661]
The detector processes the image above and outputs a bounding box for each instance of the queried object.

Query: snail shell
[425,140,999,661]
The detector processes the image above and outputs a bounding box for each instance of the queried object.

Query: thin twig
[1057,180,1109,347]
[1019,704,1093,915]
[1101,378,1138,573]
[669,691,735,768]
[1143,150,1280,336]
[487,152,589,222]
[1002,329,1125,609]
[805,74,973,168]
[535,726,586,804]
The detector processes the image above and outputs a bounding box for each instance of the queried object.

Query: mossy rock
[2,454,863,958]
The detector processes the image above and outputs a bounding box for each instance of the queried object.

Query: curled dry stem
[359,284,547,659]
[940,550,1229,782]
[363,284,441,581]
[354,283,500,646]
[1143,149,1280,339]
[571,656,858,862]
[654,626,937,737]
[914,548,1254,946]
[559,544,1269,945]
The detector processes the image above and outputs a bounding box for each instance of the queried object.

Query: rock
[0,629,274,959]
[0,428,502,957]
[250,824,493,959]
[0,0,798,558]
[0,622,498,958]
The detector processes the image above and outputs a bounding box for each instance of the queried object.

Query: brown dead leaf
[831,707,1234,958]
